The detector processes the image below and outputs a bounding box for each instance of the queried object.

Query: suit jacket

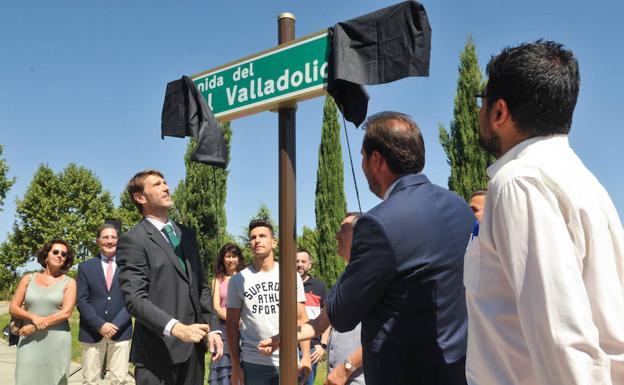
[76,255,132,343]
[117,219,217,366]
[327,173,474,385]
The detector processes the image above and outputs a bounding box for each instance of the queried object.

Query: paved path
[0,302,134,384]
[0,301,8,315]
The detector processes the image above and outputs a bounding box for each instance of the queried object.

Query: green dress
[15,273,72,385]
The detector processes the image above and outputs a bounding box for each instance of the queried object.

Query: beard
[479,121,503,158]
[366,174,382,199]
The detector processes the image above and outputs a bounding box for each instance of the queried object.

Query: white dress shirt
[465,135,624,385]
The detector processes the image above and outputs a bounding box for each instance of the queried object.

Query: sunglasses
[51,249,68,258]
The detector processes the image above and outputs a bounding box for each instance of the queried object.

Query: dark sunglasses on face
[52,249,68,258]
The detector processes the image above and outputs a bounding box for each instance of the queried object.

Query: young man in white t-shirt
[226,219,311,385]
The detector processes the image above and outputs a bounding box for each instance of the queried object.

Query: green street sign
[192,31,329,122]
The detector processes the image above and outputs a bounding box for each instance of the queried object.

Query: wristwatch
[343,358,354,375]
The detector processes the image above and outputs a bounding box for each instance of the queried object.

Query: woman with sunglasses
[208,242,245,385]
[9,238,77,385]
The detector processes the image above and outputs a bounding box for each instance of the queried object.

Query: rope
[340,107,363,215]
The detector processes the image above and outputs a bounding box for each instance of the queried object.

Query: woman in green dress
[9,238,77,385]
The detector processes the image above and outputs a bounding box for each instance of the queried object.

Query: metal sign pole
[277,12,298,385]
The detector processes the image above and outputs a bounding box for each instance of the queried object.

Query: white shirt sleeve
[491,177,611,384]
[163,318,179,336]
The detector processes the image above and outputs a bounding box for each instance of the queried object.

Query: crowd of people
[8,39,624,385]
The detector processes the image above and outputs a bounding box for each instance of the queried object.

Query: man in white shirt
[466,40,624,385]
[226,219,311,385]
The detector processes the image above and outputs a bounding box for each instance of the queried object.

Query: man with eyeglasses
[465,41,624,384]
[77,223,132,385]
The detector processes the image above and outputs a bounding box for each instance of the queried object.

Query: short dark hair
[485,40,579,136]
[36,239,74,272]
[215,242,244,277]
[469,190,487,200]
[96,223,118,238]
[296,248,313,263]
[248,219,274,237]
[362,111,425,175]
[126,169,165,213]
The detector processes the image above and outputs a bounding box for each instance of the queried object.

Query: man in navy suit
[326,112,474,385]
[77,223,132,385]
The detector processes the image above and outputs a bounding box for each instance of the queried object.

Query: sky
[1,0,622,249]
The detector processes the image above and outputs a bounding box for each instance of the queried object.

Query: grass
[2,309,329,384]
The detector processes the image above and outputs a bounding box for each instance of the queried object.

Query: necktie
[162,224,187,273]
[105,256,113,291]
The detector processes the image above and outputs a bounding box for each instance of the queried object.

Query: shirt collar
[145,216,172,232]
[101,253,116,262]
[383,174,410,200]
[486,134,569,179]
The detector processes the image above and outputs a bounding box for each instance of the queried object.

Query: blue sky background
[1,0,622,247]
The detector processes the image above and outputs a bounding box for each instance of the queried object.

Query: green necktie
[162,224,187,273]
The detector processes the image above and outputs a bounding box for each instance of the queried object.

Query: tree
[314,96,346,287]
[0,163,115,268]
[0,232,26,296]
[297,225,319,276]
[0,144,15,210]
[439,37,494,200]
[173,122,233,279]
[114,189,143,233]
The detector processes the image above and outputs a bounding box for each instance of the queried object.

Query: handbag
[8,317,23,335]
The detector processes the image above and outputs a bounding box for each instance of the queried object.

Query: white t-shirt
[227,262,305,366]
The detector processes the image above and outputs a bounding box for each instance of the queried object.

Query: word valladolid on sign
[192,31,329,121]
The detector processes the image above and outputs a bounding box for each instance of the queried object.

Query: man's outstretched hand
[257,335,281,355]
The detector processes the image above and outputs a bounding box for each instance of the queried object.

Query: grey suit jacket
[117,218,217,366]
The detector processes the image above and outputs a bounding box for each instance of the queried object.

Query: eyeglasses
[52,249,68,258]
[474,92,487,108]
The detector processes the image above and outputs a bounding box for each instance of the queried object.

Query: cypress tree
[439,37,494,200]
[173,122,232,279]
[315,96,346,287]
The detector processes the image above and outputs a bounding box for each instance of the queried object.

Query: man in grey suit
[117,169,223,385]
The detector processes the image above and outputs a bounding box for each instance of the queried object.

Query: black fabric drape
[161,75,228,168]
[328,0,432,127]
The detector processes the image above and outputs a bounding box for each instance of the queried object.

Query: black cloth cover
[161,75,228,168]
[328,1,432,127]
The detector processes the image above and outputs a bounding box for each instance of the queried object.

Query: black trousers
[365,349,467,385]
[135,344,205,385]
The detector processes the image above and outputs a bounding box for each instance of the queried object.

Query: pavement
[0,301,134,384]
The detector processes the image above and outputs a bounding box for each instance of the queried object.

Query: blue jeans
[241,361,279,385]
[298,347,317,385]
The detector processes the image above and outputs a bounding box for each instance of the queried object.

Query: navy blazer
[76,255,132,343]
[327,173,474,385]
